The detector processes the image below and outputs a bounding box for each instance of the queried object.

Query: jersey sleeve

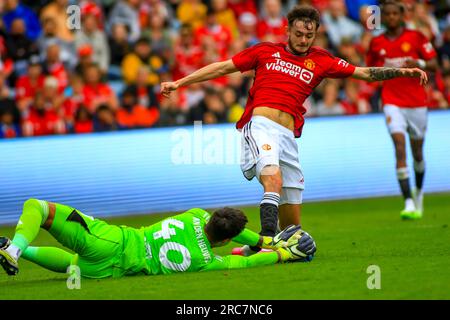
[417,32,437,60]
[324,56,356,79]
[200,252,279,272]
[232,228,260,246]
[231,43,263,72]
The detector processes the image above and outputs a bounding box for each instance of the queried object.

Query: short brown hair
[205,207,248,243]
[287,5,321,30]
[380,0,405,14]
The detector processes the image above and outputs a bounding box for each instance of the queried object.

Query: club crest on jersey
[401,42,411,53]
[304,59,315,70]
[266,55,314,84]
[262,144,272,151]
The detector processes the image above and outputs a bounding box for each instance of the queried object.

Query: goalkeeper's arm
[231,228,279,249]
[200,251,289,272]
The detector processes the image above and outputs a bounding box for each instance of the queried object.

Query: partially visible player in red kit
[366,0,437,220]
[160,5,427,257]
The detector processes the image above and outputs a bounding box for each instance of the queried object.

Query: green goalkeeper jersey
[114,208,278,277]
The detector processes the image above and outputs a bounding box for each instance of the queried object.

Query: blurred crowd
[0,0,450,138]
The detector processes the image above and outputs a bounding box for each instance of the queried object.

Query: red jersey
[83,83,114,113]
[22,109,66,136]
[256,18,288,43]
[232,42,356,137]
[366,29,437,108]
[15,75,45,101]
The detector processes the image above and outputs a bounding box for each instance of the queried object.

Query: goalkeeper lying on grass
[0,199,316,278]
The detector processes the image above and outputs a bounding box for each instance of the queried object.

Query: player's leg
[0,198,50,275]
[235,119,282,256]
[278,204,301,229]
[407,107,427,217]
[384,105,416,217]
[410,137,425,214]
[391,132,416,215]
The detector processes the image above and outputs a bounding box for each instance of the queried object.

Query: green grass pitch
[1,193,449,300]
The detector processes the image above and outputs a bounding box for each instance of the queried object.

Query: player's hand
[402,67,428,86]
[275,230,317,263]
[261,225,302,250]
[160,81,179,98]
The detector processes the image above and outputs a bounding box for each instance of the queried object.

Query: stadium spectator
[74,45,95,78]
[314,80,346,116]
[39,0,74,43]
[121,37,164,85]
[438,25,450,71]
[93,104,122,132]
[123,66,160,109]
[407,2,439,41]
[72,105,94,134]
[257,0,288,42]
[5,18,38,80]
[177,0,208,30]
[75,13,110,74]
[172,23,203,81]
[238,11,260,47]
[108,23,131,71]
[15,55,45,112]
[37,17,77,72]
[80,0,105,29]
[116,88,159,128]
[139,0,175,29]
[0,106,21,138]
[194,6,233,62]
[341,78,371,114]
[22,90,66,137]
[188,86,228,124]
[0,70,21,137]
[108,0,141,43]
[322,0,363,50]
[211,0,239,39]
[82,63,119,113]
[42,43,69,93]
[62,74,86,128]
[158,89,187,126]
[222,85,244,123]
[141,11,175,65]
[2,0,41,41]
[228,0,258,20]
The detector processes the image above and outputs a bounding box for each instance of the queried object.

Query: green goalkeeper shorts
[48,202,147,278]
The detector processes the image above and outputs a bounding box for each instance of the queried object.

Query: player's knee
[23,198,49,226]
[260,167,283,193]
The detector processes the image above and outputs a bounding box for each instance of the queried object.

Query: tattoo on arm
[368,67,404,81]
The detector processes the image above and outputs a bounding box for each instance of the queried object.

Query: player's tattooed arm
[352,66,428,85]
[368,67,403,81]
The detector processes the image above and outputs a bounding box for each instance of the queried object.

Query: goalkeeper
[0,199,316,278]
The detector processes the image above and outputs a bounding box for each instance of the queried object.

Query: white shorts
[240,116,304,204]
[383,104,428,139]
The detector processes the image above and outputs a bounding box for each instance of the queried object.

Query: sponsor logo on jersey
[272,52,281,58]
[266,56,314,84]
[262,144,272,151]
[384,56,413,68]
[401,42,411,53]
[304,59,316,70]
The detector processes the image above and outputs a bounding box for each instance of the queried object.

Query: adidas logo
[272,52,281,58]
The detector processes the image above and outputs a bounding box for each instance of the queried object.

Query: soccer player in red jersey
[366,1,437,220]
[161,5,427,256]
